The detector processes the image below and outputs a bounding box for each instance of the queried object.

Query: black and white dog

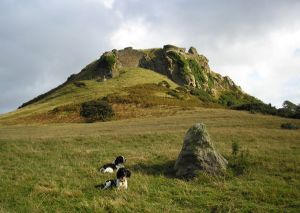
[99,156,126,173]
[95,168,131,190]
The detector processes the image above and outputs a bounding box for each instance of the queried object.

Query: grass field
[0,108,300,212]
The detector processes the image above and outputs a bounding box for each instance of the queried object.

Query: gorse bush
[228,142,251,176]
[228,150,251,176]
[80,100,114,122]
[280,123,299,130]
[231,141,239,156]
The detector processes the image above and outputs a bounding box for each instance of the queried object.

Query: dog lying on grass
[95,168,131,190]
[99,156,126,173]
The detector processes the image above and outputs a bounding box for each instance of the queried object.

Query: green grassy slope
[0,67,181,124]
[0,109,299,212]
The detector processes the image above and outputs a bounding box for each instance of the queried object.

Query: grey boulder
[174,123,227,178]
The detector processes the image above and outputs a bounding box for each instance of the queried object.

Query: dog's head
[114,156,126,165]
[117,168,131,180]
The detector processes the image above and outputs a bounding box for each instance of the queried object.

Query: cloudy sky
[1,0,300,114]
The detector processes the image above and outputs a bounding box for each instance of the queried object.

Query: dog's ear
[126,169,131,178]
[115,156,125,164]
[116,168,125,179]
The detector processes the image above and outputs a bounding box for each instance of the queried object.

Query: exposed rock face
[188,46,198,55]
[174,123,227,178]
[66,45,242,97]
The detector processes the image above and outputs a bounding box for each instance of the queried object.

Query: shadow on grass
[131,160,176,178]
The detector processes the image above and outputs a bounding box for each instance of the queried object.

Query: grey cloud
[1,0,300,113]
[115,0,300,37]
[0,0,121,113]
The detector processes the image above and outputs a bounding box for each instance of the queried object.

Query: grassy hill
[0,45,260,124]
[0,109,299,212]
[0,67,187,124]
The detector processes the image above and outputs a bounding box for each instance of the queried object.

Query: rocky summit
[68,44,242,97]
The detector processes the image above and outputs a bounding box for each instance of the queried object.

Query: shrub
[228,150,251,176]
[228,142,251,176]
[190,88,214,103]
[278,100,300,119]
[231,141,239,156]
[99,54,116,70]
[73,81,86,88]
[167,90,182,99]
[232,101,300,119]
[80,100,114,122]
[280,123,299,130]
[219,91,260,107]
[231,102,277,115]
[176,86,188,93]
[218,91,242,106]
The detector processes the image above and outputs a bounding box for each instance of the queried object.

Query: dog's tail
[95,183,105,189]
[99,167,105,173]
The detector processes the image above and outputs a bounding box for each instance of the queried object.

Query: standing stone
[174,123,227,178]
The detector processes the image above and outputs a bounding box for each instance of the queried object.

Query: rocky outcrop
[19,45,250,108]
[188,46,198,55]
[174,123,227,179]
[65,45,243,98]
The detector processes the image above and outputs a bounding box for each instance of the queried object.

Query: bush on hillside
[227,142,252,176]
[190,88,215,103]
[232,100,300,119]
[167,90,182,99]
[176,86,188,93]
[280,123,299,130]
[73,81,86,88]
[228,150,251,176]
[99,54,116,70]
[231,141,239,156]
[80,100,114,122]
[277,100,300,119]
[231,102,277,115]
